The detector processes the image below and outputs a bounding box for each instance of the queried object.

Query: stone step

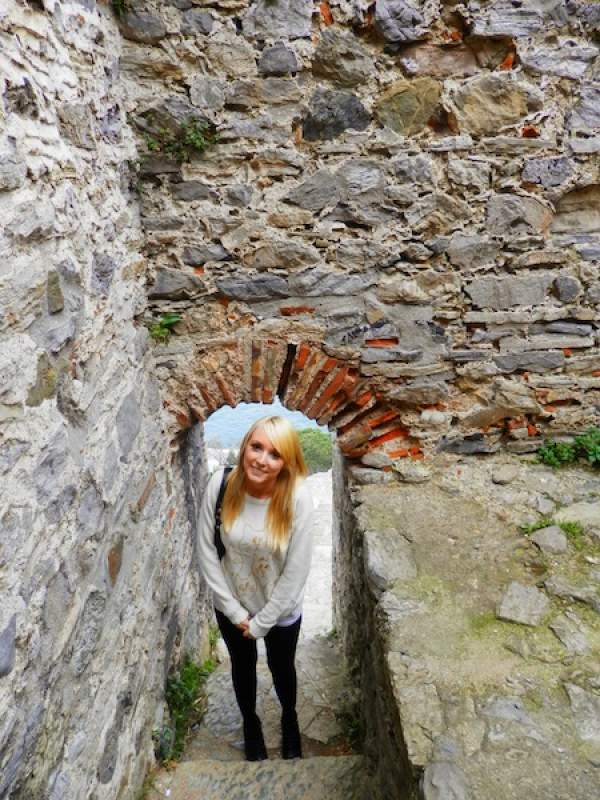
[156,755,366,800]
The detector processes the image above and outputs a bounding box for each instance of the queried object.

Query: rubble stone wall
[129,0,600,461]
[1,5,210,799]
[3,1,600,799]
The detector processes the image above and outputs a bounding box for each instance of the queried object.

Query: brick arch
[163,336,423,463]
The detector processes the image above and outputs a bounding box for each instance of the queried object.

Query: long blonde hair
[221,416,308,551]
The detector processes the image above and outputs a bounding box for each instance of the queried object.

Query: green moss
[558,521,586,550]
[520,517,555,535]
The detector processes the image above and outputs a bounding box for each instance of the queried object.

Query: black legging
[215,608,302,722]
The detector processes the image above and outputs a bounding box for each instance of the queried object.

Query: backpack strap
[214,466,233,561]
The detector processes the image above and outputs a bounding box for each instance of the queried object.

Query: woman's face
[242,426,285,496]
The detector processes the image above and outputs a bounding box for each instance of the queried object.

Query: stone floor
[147,471,366,799]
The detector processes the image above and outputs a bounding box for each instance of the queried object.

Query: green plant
[574,427,600,466]
[536,440,577,468]
[558,520,586,550]
[520,517,554,535]
[148,313,182,343]
[298,428,333,474]
[112,0,127,17]
[208,623,220,650]
[154,656,216,764]
[537,427,600,468]
[143,120,219,163]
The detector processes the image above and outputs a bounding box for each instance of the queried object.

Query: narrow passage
[147,470,367,800]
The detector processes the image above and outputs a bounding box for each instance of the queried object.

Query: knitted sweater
[197,468,315,639]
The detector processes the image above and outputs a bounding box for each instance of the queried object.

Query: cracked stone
[375,77,441,136]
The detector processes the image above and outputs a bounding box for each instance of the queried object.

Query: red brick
[367,409,399,429]
[216,374,235,407]
[307,366,350,418]
[364,338,399,347]
[366,427,409,449]
[280,306,316,316]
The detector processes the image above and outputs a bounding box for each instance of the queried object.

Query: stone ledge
[334,450,600,799]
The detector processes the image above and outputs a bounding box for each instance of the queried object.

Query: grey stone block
[0,615,16,678]
[494,351,565,373]
[531,525,568,554]
[91,252,117,296]
[258,42,298,76]
[171,181,214,201]
[438,434,499,455]
[0,153,27,191]
[117,392,141,459]
[181,8,213,35]
[554,275,582,302]
[303,88,370,141]
[148,267,207,300]
[182,244,229,265]
[421,761,470,800]
[374,0,427,43]
[285,169,341,212]
[522,156,573,187]
[119,11,167,45]
[312,28,374,87]
[242,0,312,40]
[466,273,554,310]
[216,273,289,301]
[496,581,550,626]
[72,590,106,676]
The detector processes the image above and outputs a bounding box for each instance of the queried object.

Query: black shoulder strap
[214,466,232,561]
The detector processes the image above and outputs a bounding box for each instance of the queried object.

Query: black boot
[243,713,268,762]
[281,710,302,759]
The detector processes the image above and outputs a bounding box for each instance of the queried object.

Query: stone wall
[1,5,210,799]
[333,447,600,800]
[125,0,600,462]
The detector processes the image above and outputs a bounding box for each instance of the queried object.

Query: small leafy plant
[537,427,600,468]
[153,656,217,764]
[143,120,219,163]
[520,518,588,551]
[148,313,182,343]
[112,0,127,17]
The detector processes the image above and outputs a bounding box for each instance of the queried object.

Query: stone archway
[161,334,424,464]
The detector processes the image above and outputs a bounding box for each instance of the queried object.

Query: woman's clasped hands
[236,617,256,639]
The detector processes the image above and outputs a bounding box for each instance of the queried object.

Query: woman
[197,415,314,761]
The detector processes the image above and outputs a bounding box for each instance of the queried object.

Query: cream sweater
[197,468,315,639]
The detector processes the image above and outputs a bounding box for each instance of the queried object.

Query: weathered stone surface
[91,252,117,296]
[491,465,518,485]
[549,613,589,655]
[181,9,213,35]
[392,460,431,483]
[245,239,320,270]
[183,244,229,265]
[569,84,600,131]
[554,501,600,530]
[242,0,313,40]
[0,615,16,678]
[520,39,598,80]
[7,202,55,241]
[116,392,141,459]
[374,0,427,43]
[148,268,206,299]
[364,528,417,593]
[216,273,289,300]
[494,351,565,372]
[448,157,491,193]
[496,581,550,626]
[447,233,500,269]
[375,77,441,135]
[522,156,573,188]
[400,43,479,78]
[405,192,471,234]
[469,0,565,37]
[421,761,469,800]
[26,353,57,407]
[466,273,554,310]
[393,153,438,186]
[564,683,600,744]
[289,266,376,296]
[303,89,370,141]
[545,576,600,612]
[285,169,340,211]
[258,42,298,76]
[552,185,600,234]
[189,77,226,111]
[46,271,64,314]
[438,434,499,454]
[531,525,568,554]
[487,194,553,236]
[0,153,27,191]
[313,28,374,87]
[171,181,214,202]
[554,275,582,302]
[448,74,541,137]
[119,11,167,44]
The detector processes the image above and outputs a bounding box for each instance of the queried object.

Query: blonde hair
[221,415,308,551]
